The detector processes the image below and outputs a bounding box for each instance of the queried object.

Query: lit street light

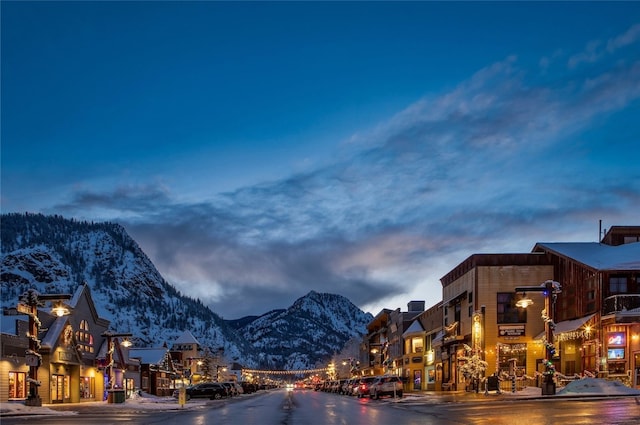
[16,289,72,406]
[515,280,562,395]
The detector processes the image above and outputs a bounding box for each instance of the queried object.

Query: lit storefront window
[8,371,27,399]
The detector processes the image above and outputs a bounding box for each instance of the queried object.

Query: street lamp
[216,365,227,382]
[101,331,133,395]
[16,289,72,406]
[515,280,562,395]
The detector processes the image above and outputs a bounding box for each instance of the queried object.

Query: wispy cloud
[54,25,640,318]
[568,23,640,68]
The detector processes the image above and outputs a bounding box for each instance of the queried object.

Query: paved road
[2,389,639,425]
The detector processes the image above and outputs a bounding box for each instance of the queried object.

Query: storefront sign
[16,304,31,314]
[25,354,40,367]
[607,332,625,346]
[498,325,525,337]
[59,351,74,362]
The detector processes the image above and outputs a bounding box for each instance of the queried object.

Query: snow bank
[557,378,640,396]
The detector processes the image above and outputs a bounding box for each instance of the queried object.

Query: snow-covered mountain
[1,213,372,369]
[0,213,250,362]
[236,291,373,370]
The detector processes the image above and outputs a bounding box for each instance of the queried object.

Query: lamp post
[17,289,71,406]
[341,358,359,378]
[101,331,133,401]
[515,280,562,395]
[215,364,227,382]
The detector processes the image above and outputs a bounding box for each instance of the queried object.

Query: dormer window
[75,320,94,353]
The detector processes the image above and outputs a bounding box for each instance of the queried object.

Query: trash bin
[107,389,126,403]
[541,381,556,395]
[487,376,499,392]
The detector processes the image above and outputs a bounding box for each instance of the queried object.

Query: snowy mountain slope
[1,213,374,370]
[0,213,250,362]
[239,290,373,370]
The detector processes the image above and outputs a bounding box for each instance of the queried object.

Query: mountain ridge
[1,213,372,369]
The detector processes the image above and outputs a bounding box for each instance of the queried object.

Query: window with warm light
[411,337,423,353]
[76,320,94,353]
[8,371,26,399]
[498,343,527,373]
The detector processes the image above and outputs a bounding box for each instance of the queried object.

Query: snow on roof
[40,316,68,349]
[129,348,169,365]
[534,314,595,340]
[535,242,640,270]
[402,319,425,336]
[172,330,200,345]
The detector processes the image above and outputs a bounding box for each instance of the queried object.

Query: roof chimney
[407,300,425,312]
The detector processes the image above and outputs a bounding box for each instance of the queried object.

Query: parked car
[232,382,244,394]
[173,382,229,400]
[370,375,403,399]
[348,378,361,396]
[357,376,378,398]
[241,382,259,394]
[220,382,237,396]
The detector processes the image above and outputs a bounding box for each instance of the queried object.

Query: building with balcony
[533,225,640,387]
[360,309,391,376]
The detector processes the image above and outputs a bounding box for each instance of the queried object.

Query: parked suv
[357,376,378,398]
[370,375,403,399]
[174,382,229,400]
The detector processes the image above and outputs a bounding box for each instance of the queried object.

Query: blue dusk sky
[2,2,639,319]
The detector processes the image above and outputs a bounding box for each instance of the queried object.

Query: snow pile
[557,378,640,396]
[0,393,205,417]
[0,402,78,417]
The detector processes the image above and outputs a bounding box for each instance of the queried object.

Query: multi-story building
[360,309,392,376]
[533,226,640,387]
[439,253,553,390]
[169,330,201,385]
[401,301,442,391]
[1,284,114,404]
[387,301,425,376]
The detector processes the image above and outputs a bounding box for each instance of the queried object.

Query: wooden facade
[1,284,109,404]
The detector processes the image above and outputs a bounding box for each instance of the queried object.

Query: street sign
[26,354,41,367]
[17,304,31,314]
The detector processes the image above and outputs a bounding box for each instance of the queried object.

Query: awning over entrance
[535,314,596,341]
[431,330,445,347]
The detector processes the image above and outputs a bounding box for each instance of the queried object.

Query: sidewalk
[398,381,640,404]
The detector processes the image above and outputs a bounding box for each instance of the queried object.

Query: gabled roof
[129,348,170,365]
[40,315,68,349]
[402,319,425,337]
[533,242,640,271]
[68,283,110,328]
[172,330,200,345]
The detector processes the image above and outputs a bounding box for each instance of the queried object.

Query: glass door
[51,374,63,403]
[50,374,71,403]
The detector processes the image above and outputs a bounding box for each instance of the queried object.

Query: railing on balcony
[602,294,640,316]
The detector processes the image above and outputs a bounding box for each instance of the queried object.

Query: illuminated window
[498,343,527,373]
[75,320,94,353]
[411,337,424,353]
[8,371,26,399]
